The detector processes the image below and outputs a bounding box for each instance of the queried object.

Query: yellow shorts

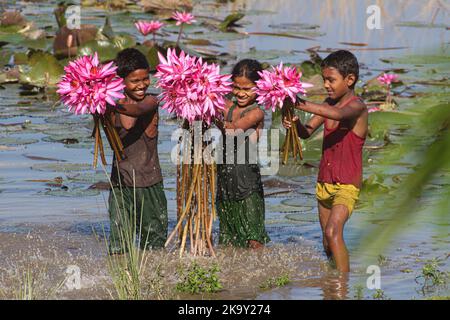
[316,182,360,216]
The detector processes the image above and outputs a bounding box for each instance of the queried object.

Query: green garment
[108,182,168,254]
[217,191,270,248]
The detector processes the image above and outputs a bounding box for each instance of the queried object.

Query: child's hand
[282,116,299,129]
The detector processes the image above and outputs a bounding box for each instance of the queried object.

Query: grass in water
[416,256,449,295]
[260,274,291,290]
[175,262,223,294]
[102,168,151,300]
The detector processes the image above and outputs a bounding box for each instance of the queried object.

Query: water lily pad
[79,40,121,62]
[0,136,39,145]
[218,13,245,32]
[19,51,64,87]
[281,198,315,210]
[396,21,448,29]
[238,49,295,61]
[43,187,100,197]
[193,32,249,42]
[285,213,318,222]
[31,163,92,172]
[67,171,109,184]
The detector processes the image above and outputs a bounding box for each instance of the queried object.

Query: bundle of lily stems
[156,48,232,257]
[57,53,126,168]
[255,63,313,165]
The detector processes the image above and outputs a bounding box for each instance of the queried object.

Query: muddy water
[1,0,449,299]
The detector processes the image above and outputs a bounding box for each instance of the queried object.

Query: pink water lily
[254,63,313,112]
[377,73,399,85]
[155,48,232,124]
[135,20,164,36]
[57,52,125,115]
[172,11,196,26]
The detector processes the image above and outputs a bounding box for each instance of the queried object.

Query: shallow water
[1,0,449,299]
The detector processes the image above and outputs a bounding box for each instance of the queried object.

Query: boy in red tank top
[283,50,368,272]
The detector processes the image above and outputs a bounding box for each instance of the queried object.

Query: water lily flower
[254,63,313,112]
[57,52,125,115]
[155,48,232,125]
[135,20,164,37]
[172,11,196,26]
[377,73,399,86]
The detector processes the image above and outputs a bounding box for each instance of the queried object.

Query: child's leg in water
[318,202,332,258]
[324,204,350,272]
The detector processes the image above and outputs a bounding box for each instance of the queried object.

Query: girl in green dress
[216,59,270,249]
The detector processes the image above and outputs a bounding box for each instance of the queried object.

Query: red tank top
[317,96,366,188]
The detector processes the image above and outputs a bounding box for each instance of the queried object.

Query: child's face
[232,76,257,107]
[123,68,150,101]
[322,67,356,100]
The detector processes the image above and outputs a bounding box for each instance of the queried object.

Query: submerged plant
[175,262,222,294]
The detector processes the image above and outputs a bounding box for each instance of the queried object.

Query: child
[283,50,368,272]
[107,48,167,254]
[216,59,270,249]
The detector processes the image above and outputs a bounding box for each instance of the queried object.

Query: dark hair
[321,50,359,88]
[231,59,263,83]
[115,48,149,78]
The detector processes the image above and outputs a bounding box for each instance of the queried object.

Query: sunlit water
[0,0,449,299]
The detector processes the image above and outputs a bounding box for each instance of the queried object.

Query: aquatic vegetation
[255,63,312,112]
[57,52,125,167]
[372,289,389,300]
[135,20,164,42]
[172,11,196,47]
[377,73,399,107]
[259,274,291,290]
[415,257,449,295]
[175,262,222,294]
[104,179,151,300]
[155,48,232,125]
[57,52,124,115]
[353,284,365,300]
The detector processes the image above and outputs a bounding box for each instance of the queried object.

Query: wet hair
[115,48,149,79]
[321,50,359,88]
[231,59,263,83]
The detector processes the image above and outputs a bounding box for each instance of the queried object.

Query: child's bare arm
[295,98,365,121]
[114,95,159,117]
[224,108,264,132]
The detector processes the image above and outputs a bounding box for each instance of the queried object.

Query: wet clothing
[316,95,365,215]
[318,96,366,188]
[216,102,270,247]
[316,182,360,216]
[110,109,162,188]
[108,100,167,253]
[108,182,168,254]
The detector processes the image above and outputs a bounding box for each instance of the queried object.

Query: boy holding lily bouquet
[283,50,368,272]
[107,48,168,255]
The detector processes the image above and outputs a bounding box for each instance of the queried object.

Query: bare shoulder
[348,98,367,110]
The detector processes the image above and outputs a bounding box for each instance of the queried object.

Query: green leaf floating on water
[19,51,64,87]
[79,40,121,62]
[218,12,245,32]
[43,187,100,197]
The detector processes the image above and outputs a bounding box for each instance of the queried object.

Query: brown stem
[165,163,201,247]
[101,117,121,162]
[97,122,107,166]
[93,117,99,168]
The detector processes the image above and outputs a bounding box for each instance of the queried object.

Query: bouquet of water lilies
[255,63,312,164]
[57,52,126,168]
[155,48,232,257]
